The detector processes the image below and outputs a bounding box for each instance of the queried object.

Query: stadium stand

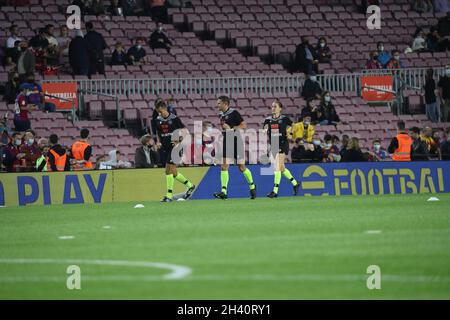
[1,0,450,170]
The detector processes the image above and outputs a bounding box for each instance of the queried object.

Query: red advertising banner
[42,82,78,110]
[361,75,395,102]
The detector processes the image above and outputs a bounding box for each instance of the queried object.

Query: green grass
[0,194,449,299]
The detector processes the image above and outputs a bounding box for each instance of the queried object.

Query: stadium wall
[1,162,449,207]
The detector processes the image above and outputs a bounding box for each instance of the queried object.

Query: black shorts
[222,134,245,162]
[270,141,289,157]
[162,146,183,165]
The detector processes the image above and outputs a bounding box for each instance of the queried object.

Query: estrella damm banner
[361,75,394,102]
[0,162,449,206]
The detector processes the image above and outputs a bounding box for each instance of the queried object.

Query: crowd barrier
[1,161,449,207]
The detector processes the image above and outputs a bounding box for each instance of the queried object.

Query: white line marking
[0,273,448,283]
[0,258,191,280]
[58,236,75,240]
[364,230,382,234]
[102,226,111,229]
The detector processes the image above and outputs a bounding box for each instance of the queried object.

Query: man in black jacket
[69,30,90,76]
[135,134,160,168]
[149,23,172,51]
[301,72,322,100]
[295,36,318,75]
[84,22,107,75]
[409,127,430,161]
[48,134,70,171]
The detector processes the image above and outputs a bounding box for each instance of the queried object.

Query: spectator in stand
[4,40,22,67]
[48,134,70,171]
[149,22,172,51]
[122,0,145,16]
[421,126,441,159]
[6,25,23,49]
[69,29,90,76]
[386,50,405,69]
[3,72,20,104]
[318,91,340,126]
[147,0,168,23]
[291,138,323,163]
[43,24,60,65]
[427,27,450,52]
[111,42,128,66]
[315,37,332,64]
[322,134,341,162]
[289,115,314,143]
[412,0,433,13]
[29,28,49,51]
[369,139,388,161]
[135,134,160,168]
[438,11,450,36]
[108,0,123,16]
[409,127,430,161]
[56,25,72,57]
[365,51,383,69]
[19,129,41,171]
[295,36,318,75]
[412,29,428,52]
[438,64,450,122]
[20,73,56,112]
[433,0,450,13]
[13,86,35,131]
[441,127,450,160]
[340,134,350,157]
[36,144,50,172]
[71,128,93,170]
[102,149,132,169]
[2,132,26,172]
[300,98,321,124]
[89,0,106,15]
[85,22,107,75]
[424,68,439,123]
[0,114,11,170]
[127,37,148,65]
[376,42,391,67]
[301,72,322,100]
[341,137,366,162]
[166,96,178,114]
[17,42,36,81]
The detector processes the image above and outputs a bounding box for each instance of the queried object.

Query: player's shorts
[162,145,183,165]
[269,141,289,157]
[222,134,245,163]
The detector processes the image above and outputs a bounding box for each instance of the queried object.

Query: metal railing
[41,67,446,97]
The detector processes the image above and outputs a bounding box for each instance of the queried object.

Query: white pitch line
[0,273,448,284]
[364,230,382,234]
[58,236,75,240]
[0,258,191,280]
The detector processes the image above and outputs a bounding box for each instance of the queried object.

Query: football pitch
[0,193,449,299]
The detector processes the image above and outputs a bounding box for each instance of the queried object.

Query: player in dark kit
[155,100,195,202]
[213,95,257,200]
[263,100,299,198]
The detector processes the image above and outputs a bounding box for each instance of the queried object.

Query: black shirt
[342,149,366,162]
[155,113,185,148]
[263,115,293,146]
[219,108,244,131]
[441,140,450,160]
[438,76,450,100]
[411,139,429,161]
[424,78,437,104]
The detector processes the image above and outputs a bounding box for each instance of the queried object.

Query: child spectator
[369,139,388,161]
[322,134,341,162]
[111,42,128,66]
[365,51,383,69]
[127,37,148,65]
[300,98,321,124]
